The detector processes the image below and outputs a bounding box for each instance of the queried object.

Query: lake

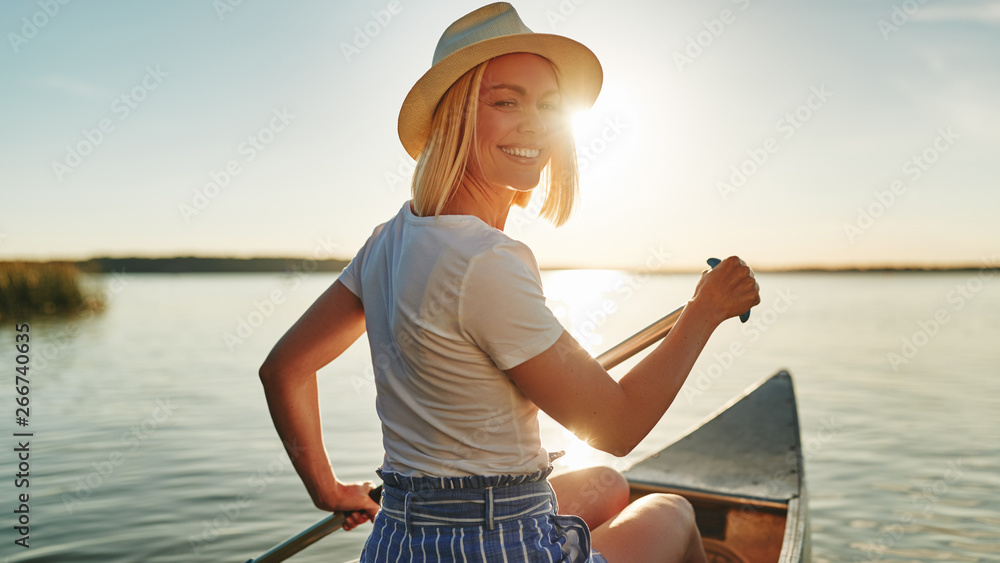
[1,270,997,562]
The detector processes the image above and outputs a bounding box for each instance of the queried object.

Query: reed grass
[0,261,105,322]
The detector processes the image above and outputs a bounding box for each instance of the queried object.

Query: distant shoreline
[4,256,350,274]
[2,256,995,274]
[545,265,997,274]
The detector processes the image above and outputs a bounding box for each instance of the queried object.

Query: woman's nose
[519,108,547,134]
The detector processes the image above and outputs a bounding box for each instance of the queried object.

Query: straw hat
[397,2,603,159]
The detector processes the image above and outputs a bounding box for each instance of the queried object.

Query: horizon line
[1,254,996,274]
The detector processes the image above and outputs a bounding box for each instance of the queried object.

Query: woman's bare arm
[506,256,760,456]
[258,279,379,527]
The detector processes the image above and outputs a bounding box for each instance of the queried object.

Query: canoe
[623,370,810,562]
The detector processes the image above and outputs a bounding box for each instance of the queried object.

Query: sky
[2,0,998,270]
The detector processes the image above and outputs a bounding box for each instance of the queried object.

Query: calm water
[1,271,998,562]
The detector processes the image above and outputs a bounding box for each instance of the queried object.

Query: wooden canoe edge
[626,481,789,511]
[778,495,809,563]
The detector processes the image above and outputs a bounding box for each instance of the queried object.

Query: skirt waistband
[376,467,558,533]
[377,466,554,492]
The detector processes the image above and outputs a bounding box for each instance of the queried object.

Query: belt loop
[404,491,414,535]
[485,486,495,531]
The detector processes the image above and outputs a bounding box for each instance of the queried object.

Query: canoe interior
[627,482,788,562]
[623,370,808,563]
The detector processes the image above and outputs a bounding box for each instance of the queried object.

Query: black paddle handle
[368,485,383,504]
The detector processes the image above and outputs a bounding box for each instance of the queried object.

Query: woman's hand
[313,480,381,531]
[689,256,760,326]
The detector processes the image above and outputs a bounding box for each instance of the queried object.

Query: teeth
[501,147,540,158]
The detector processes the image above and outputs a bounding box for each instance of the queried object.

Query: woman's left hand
[314,480,381,531]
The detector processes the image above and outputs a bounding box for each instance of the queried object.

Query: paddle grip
[707,258,751,323]
[369,485,383,504]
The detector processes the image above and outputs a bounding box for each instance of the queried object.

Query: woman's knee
[582,466,629,519]
[634,493,697,531]
[591,493,702,562]
[592,466,629,512]
[551,466,630,529]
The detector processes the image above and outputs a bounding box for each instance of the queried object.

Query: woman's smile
[499,145,543,162]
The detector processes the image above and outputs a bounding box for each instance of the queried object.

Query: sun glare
[557,427,614,470]
[543,269,630,352]
[570,109,594,141]
[566,78,646,208]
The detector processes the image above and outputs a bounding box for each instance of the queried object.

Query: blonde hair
[410,59,579,227]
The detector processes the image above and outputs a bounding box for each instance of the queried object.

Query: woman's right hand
[689,256,760,326]
[313,480,381,531]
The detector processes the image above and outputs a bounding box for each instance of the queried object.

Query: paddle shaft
[247,514,347,563]
[595,304,686,370]
[244,304,692,562]
[245,487,381,563]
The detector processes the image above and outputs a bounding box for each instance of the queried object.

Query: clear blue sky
[2,0,997,270]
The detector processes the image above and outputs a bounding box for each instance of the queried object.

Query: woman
[259,3,759,562]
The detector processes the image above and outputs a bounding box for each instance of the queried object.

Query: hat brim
[398,33,603,159]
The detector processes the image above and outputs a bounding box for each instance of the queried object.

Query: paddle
[597,258,753,369]
[244,258,753,561]
[243,486,382,563]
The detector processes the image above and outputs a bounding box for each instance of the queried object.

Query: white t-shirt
[338,200,565,477]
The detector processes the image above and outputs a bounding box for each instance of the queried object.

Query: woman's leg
[590,493,707,563]
[549,466,630,530]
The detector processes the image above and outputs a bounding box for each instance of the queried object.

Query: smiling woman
[258,3,759,562]
[405,53,586,227]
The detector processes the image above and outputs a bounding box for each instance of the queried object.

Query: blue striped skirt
[360,467,607,563]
